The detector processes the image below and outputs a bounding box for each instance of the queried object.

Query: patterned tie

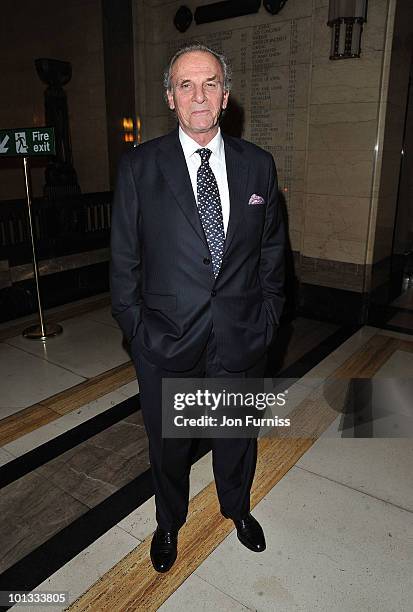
[196,148,225,278]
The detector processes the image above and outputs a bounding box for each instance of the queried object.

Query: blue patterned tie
[196,148,225,278]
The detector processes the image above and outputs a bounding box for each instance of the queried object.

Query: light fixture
[327,0,368,60]
[122,117,134,143]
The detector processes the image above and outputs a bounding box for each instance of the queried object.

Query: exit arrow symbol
[0,134,10,153]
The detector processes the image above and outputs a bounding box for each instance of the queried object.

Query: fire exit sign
[0,127,55,156]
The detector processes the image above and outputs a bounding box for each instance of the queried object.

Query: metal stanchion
[22,156,63,340]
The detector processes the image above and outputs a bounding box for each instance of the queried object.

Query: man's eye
[205,82,217,89]
[180,82,192,90]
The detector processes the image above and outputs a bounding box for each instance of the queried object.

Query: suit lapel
[222,134,249,257]
[156,129,249,256]
[157,129,207,246]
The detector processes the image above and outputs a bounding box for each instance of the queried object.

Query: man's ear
[167,89,175,110]
[222,90,229,110]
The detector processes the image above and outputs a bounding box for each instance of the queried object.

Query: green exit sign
[0,127,55,156]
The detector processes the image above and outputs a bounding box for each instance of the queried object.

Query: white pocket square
[248,194,265,206]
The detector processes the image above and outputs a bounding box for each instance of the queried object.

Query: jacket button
[203,257,211,265]
[211,290,216,297]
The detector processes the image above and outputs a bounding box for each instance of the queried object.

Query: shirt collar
[179,126,225,163]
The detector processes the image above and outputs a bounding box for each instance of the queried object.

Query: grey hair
[163,43,232,93]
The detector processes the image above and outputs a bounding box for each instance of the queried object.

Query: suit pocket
[143,292,176,311]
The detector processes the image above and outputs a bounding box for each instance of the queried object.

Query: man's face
[167,51,229,142]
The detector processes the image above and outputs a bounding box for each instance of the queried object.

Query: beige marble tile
[0,343,85,410]
[286,189,304,215]
[80,306,118,328]
[306,148,375,198]
[118,379,140,398]
[310,56,382,105]
[302,193,370,263]
[309,102,378,151]
[0,389,134,462]
[300,352,347,382]
[0,447,14,467]
[26,527,140,612]
[297,438,413,511]
[374,349,413,377]
[328,325,378,358]
[288,228,302,252]
[302,234,366,264]
[311,5,335,60]
[261,380,314,430]
[304,193,370,242]
[1,420,80,459]
[159,573,250,611]
[195,466,413,611]
[4,317,130,379]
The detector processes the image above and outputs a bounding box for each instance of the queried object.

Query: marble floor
[0,297,412,611]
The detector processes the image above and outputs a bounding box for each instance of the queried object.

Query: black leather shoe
[150,527,178,572]
[224,512,266,552]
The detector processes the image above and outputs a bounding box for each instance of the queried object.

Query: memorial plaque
[159,11,311,223]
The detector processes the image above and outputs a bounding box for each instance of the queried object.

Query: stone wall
[132,0,413,303]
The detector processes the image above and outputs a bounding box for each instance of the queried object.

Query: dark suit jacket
[110,127,285,372]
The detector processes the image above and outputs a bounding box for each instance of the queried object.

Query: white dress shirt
[179,126,230,236]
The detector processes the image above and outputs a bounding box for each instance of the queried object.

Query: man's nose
[192,84,206,103]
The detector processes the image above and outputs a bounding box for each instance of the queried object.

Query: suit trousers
[132,328,267,531]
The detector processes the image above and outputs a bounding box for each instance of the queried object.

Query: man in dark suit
[111,43,285,572]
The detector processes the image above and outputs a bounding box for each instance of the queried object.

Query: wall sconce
[122,117,134,143]
[327,0,368,60]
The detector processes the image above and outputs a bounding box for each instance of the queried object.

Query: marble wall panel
[308,102,379,151]
[286,190,305,252]
[310,57,383,105]
[302,194,370,264]
[306,149,376,198]
[289,228,302,253]
[300,255,366,291]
